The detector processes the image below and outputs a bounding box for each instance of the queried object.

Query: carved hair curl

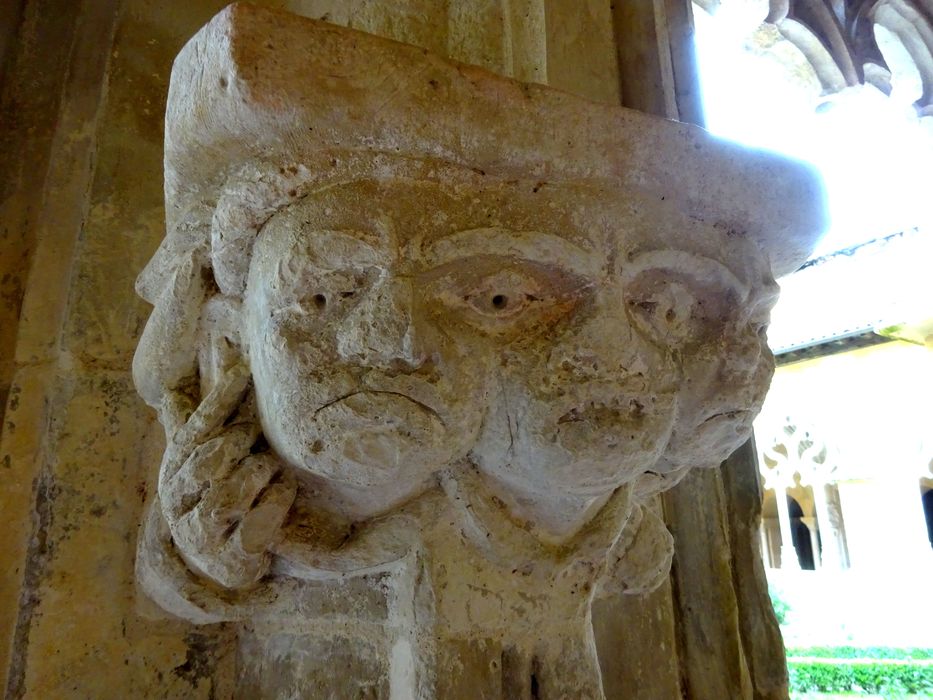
[133,162,316,423]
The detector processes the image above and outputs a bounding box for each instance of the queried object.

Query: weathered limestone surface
[128,5,822,698]
[0,2,824,698]
[723,438,792,700]
[2,2,240,697]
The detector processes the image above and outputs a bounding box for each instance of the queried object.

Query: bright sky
[696,8,933,647]
[693,4,933,259]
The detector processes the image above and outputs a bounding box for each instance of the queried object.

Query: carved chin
[285,391,454,487]
[667,408,756,468]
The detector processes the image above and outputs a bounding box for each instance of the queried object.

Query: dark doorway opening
[788,495,815,570]
[922,489,933,548]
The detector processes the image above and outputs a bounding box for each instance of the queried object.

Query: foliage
[769,584,790,625]
[787,647,933,661]
[787,661,933,695]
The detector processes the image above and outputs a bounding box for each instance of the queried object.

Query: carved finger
[178,363,251,443]
[159,389,196,438]
[181,479,296,590]
[597,504,674,597]
[228,389,258,430]
[158,363,250,492]
[171,458,279,555]
[572,484,634,562]
[236,480,297,554]
[192,454,279,534]
[272,513,420,580]
[163,424,256,521]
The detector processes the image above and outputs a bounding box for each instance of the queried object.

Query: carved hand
[157,365,297,589]
[597,503,673,597]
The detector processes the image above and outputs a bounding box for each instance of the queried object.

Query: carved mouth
[313,390,443,424]
[700,409,752,427]
[556,396,649,426]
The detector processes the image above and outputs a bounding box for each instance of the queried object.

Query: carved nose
[336,275,424,369]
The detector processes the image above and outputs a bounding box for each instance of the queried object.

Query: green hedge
[788,661,933,695]
[787,646,933,661]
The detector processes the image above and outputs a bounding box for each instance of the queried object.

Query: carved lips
[308,389,447,482]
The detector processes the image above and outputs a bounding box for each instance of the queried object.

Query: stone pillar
[760,525,770,567]
[721,438,792,700]
[762,516,782,568]
[775,486,801,570]
[825,485,851,568]
[812,481,843,569]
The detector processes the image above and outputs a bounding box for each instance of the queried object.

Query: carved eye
[624,268,738,348]
[279,268,374,321]
[460,270,544,318]
[425,256,591,334]
[302,287,359,313]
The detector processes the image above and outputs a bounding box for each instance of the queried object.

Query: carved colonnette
[133,4,825,697]
[697,0,933,113]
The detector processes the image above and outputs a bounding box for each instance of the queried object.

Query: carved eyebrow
[287,229,384,271]
[623,250,750,300]
[421,228,604,276]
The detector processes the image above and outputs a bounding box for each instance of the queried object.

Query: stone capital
[133,5,826,697]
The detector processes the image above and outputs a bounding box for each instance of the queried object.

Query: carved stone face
[242,177,775,524]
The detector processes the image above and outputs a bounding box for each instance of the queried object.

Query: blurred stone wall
[0,2,785,697]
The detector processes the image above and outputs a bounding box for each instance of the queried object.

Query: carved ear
[197,295,245,400]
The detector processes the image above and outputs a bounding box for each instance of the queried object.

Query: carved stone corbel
[133,4,825,697]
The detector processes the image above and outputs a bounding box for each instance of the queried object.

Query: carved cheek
[666,326,773,466]
[253,316,308,373]
[539,294,673,393]
[695,327,769,403]
[249,314,350,409]
[721,329,774,422]
[479,306,678,483]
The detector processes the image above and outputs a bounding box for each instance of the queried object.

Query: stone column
[775,486,801,570]
[825,486,851,568]
[721,438,792,700]
[759,525,770,567]
[762,516,782,568]
[812,481,843,569]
